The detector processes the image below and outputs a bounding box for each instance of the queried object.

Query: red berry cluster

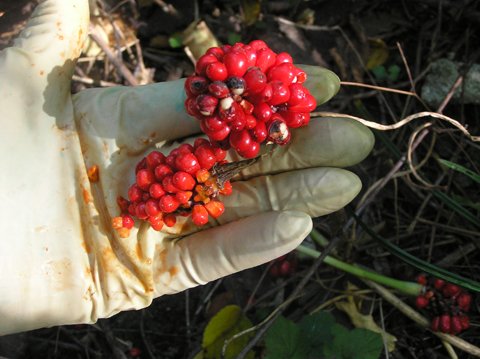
[269,251,298,278]
[184,40,317,158]
[415,275,472,335]
[113,139,232,237]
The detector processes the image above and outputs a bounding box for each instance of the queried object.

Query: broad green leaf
[324,325,383,359]
[201,305,254,359]
[342,329,383,359]
[298,65,341,106]
[298,311,335,356]
[323,324,348,358]
[265,316,310,359]
[228,33,242,46]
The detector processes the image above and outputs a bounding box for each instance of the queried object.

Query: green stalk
[297,241,423,297]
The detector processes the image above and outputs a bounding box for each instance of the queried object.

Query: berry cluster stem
[297,231,423,296]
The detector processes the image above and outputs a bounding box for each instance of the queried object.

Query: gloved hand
[0,0,374,335]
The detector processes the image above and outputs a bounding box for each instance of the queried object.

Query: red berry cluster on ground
[184,40,317,158]
[269,251,298,278]
[415,275,472,335]
[113,139,232,237]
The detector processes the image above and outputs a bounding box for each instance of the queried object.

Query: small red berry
[146,151,166,171]
[184,96,202,118]
[184,75,209,96]
[208,81,230,98]
[249,40,267,51]
[269,263,280,278]
[176,190,193,204]
[255,48,276,73]
[194,138,210,149]
[450,316,463,335]
[223,51,249,77]
[145,199,161,217]
[287,83,309,106]
[160,195,180,213]
[137,170,155,191]
[206,47,224,61]
[194,144,217,170]
[279,261,291,276]
[243,67,267,95]
[442,283,462,297]
[246,83,273,105]
[135,157,147,174]
[229,129,253,152]
[195,54,219,77]
[266,114,291,145]
[197,94,218,117]
[253,102,272,122]
[415,296,430,309]
[267,63,297,85]
[128,184,143,203]
[172,171,196,191]
[129,347,141,358]
[206,61,228,82]
[295,67,307,83]
[135,202,148,220]
[175,153,201,175]
[249,121,267,143]
[219,181,232,196]
[192,204,209,225]
[430,316,440,332]
[434,278,446,290]
[244,114,257,130]
[268,81,291,106]
[274,52,293,66]
[440,314,451,333]
[237,141,260,158]
[285,94,317,112]
[162,176,180,193]
[204,201,225,218]
[164,214,177,227]
[122,214,134,229]
[457,293,472,310]
[460,316,470,330]
[178,143,194,154]
[154,164,174,182]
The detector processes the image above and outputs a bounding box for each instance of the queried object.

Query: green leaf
[387,65,400,81]
[168,34,183,48]
[372,66,387,80]
[347,207,480,293]
[265,316,310,359]
[201,305,255,359]
[298,311,335,356]
[439,159,480,184]
[324,326,383,359]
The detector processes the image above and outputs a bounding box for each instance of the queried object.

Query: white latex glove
[0,0,374,335]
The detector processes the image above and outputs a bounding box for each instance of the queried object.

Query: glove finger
[219,167,361,223]
[299,65,341,106]
[73,79,200,159]
[1,0,89,93]
[228,116,374,179]
[154,210,311,293]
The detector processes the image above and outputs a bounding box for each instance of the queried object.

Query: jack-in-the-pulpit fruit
[184,40,317,158]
